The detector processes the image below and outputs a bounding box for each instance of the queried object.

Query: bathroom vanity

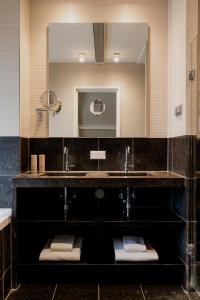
[12,172,189,287]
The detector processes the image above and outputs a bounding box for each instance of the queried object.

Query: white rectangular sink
[41,171,87,177]
[107,172,152,177]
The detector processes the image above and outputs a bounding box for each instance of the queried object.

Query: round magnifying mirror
[40,90,62,115]
[40,90,58,108]
[89,98,106,116]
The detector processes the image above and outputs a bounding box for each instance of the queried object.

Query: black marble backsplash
[134,138,167,171]
[196,139,200,172]
[196,179,200,263]
[0,135,197,208]
[28,138,167,172]
[29,138,64,171]
[64,138,98,171]
[168,135,196,178]
[26,136,198,175]
[20,137,29,172]
[168,136,198,272]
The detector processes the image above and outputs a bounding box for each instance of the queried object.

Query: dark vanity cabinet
[12,180,188,287]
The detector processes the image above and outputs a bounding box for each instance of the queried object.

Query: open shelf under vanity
[13,186,187,285]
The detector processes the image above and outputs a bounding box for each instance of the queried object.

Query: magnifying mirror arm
[36,107,48,121]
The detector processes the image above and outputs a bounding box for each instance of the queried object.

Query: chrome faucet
[126,186,131,219]
[124,146,130,173]
[64,147,74,172]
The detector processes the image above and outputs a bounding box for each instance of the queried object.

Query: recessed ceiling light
[113,53,120,63]
[79,53,86,63]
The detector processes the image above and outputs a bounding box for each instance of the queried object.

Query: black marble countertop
[12,171,186,188]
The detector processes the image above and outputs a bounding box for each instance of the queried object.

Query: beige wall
[0,0,20,136]
[20,0,30,137]
[49,63,145,137]
[186,0,198,136]
[168,0,186,137]
[29,0,168,138]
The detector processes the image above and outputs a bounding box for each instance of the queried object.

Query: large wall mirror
[48,23,149,137]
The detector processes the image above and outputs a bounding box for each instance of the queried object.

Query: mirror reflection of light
[79,52,86,63]
[113,53,120,63]
[63,4,82,22]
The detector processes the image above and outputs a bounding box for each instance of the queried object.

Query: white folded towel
[114,238,158,262]
[123,236,147,252]
[39,237,82,261]
[50,234,75,252]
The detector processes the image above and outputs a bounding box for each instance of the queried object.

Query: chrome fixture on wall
[63,147,74,172]
[125,146,130,173]
[36,90,62,121]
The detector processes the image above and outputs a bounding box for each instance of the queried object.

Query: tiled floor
[6,284,200,300]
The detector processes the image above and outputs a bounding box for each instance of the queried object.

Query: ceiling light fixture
[113,53,120,63]
[78,52,86,63]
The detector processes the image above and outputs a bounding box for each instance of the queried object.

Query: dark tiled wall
[168,135,196,178]
[196,139,200,172]
[197,179,200,290]
[0,136,169,206]
[28,137,167,172]
[133,138,167,171]
[0,137,20,207]
[64,138,98,171]
[168,135,197,290]
[193,139,200,272]
[0,224,11,300]
[29,138,64,171]
[20,138,29,172]
[169,137,200,290]
[0,137,20,175]
[197,179,200,263]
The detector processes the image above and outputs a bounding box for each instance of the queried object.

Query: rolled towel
[50,234,75,252]
[123,236,147,252]
[114,238,158,262]
[39,237,82,261]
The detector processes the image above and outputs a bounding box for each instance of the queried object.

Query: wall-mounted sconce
[113,53,120,63]
[78,52,86,63]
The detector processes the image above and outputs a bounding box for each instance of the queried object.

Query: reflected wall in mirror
[48,23,149,137]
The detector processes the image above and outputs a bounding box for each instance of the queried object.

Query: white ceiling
[48,23,148,64]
